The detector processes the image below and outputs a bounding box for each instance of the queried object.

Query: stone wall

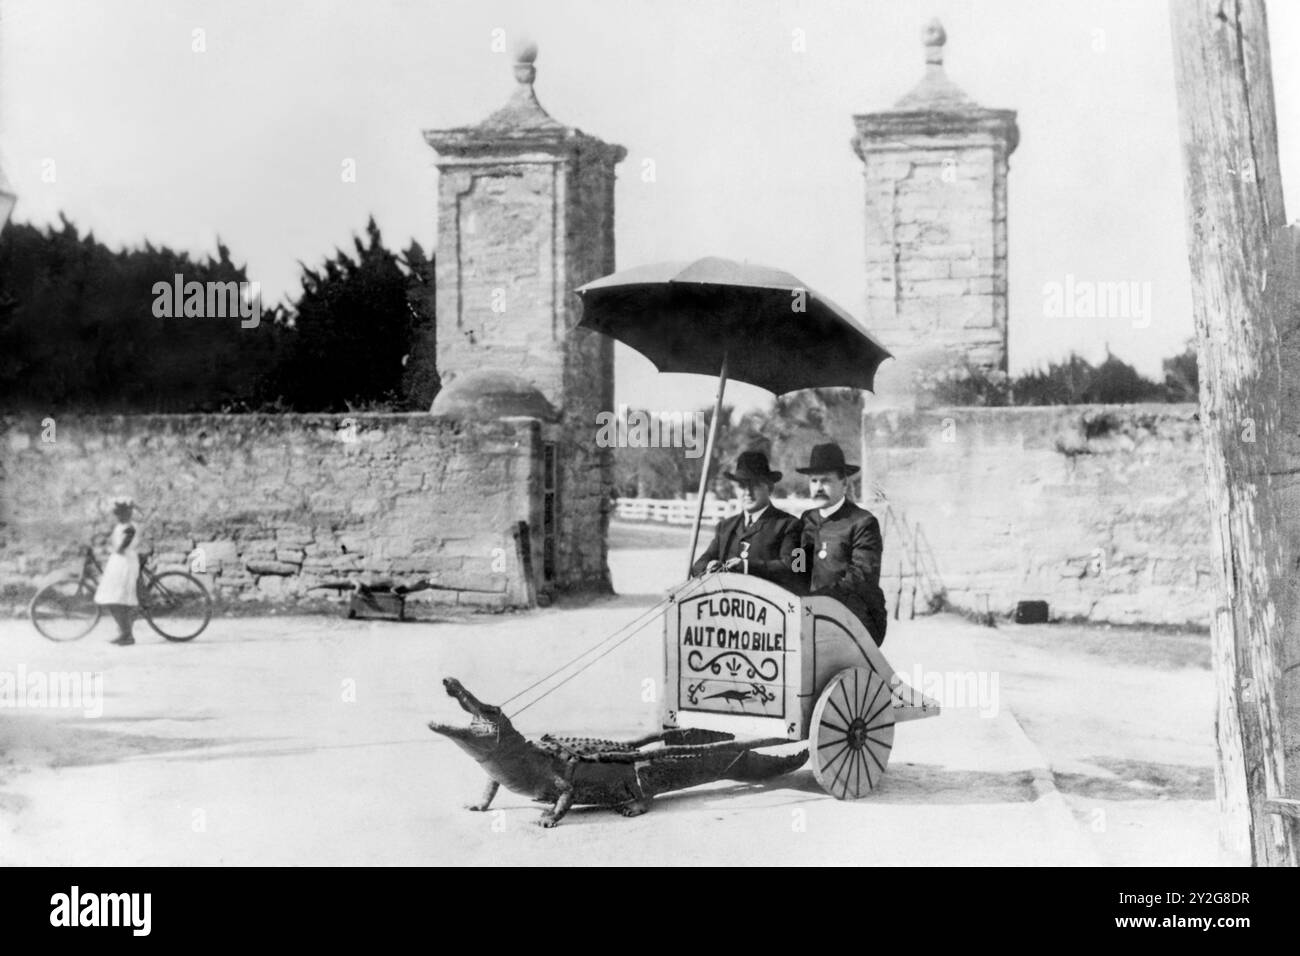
[0,414,543,611]
[862,403,1211,627]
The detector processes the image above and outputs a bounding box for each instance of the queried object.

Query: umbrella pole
[687,354,729,576]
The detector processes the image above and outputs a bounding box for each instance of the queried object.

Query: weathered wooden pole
[1266,226,1300,827]
[687,354,729,576]
[1169,0,1296,865]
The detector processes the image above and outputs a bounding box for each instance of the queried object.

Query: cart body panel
[802,596,940,730]
[664,573,803,740]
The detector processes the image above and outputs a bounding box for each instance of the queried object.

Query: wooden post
[687,355,728,576]
[1170,0,1296,865]
[861,412,870,503]
[1268,226,1300,813]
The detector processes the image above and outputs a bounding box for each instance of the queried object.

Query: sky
[3,0,1299,412]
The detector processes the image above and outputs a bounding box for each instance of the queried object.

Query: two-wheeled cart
[663,572,939,797]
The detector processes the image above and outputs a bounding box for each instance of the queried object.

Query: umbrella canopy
[575,257,892,394]
[576,255,893,576]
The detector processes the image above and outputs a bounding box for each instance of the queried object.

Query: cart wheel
[811,666,895,799]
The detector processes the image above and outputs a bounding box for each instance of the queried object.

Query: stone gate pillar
[424,43,626,593]
[852,20,1018,407]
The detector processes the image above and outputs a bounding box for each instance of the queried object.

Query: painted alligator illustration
[428,677,808,827]
[705,688,755,704]
[702,684,777,706]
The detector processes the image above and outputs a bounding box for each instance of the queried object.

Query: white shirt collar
[818,497,846,518]
[743,505,769,526]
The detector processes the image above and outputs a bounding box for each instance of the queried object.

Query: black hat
[795,442,860,477]
[723,450,782,484]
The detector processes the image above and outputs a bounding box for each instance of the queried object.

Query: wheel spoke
[828,744,853,790]
[836,678,854,719]
[863,739,886,775]
[821,744,850,777]
[827,696,852,731]
[863,691,891,729]
[862,680,885,723]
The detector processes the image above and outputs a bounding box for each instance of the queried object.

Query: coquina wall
[0,414,545,612]
[863,403,1211,627]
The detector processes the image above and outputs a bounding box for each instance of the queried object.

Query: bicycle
[28,547,214,642]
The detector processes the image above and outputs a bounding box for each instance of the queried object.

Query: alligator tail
[729,747,809,781]
[637,745,808,796]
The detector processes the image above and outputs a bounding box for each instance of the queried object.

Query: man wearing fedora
[690,450,803,591]
[797,442,889,646]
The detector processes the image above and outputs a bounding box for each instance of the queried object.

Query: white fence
[615,497,820,526]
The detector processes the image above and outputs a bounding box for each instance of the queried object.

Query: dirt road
[0,529,1233,865]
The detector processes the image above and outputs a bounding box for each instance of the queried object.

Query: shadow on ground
[0,714,237,769]
[1051,756,1214,800]
[474,762,1041,828]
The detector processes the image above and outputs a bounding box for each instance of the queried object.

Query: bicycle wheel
[29,578,102,641]
[142,572,213,641]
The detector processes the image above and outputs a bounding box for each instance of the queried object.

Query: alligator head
[427,677,524,760]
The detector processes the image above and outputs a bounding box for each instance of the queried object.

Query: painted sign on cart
[674,587,790,718]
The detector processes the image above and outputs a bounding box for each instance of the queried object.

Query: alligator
[428,677,808,827]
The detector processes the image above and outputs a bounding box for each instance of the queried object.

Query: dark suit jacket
[690,505,804,592]
[800,500,888,645]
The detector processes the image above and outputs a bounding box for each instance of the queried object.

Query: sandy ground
[0,523,1239,866]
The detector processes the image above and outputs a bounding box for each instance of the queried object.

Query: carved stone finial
[514,39,538,84]
[923,19,946,67]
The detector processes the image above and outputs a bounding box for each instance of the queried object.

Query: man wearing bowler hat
[797,442,888,646]
[690,450,803,591]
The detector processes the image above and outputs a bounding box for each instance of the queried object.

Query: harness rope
[504,571,721,719]
[499,595,674,707]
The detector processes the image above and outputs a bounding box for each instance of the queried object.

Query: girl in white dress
[94,496,141,645]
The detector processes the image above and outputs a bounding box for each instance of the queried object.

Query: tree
[1162,339,1199,403]
[400,240,439,408]
[717,389,862,497]
[271,218,430,411]
[613,432,694,498]
[0,216,288,412]
[1081,349,1166,404]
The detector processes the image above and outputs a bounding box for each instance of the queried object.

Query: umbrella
[575,256,892,574]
